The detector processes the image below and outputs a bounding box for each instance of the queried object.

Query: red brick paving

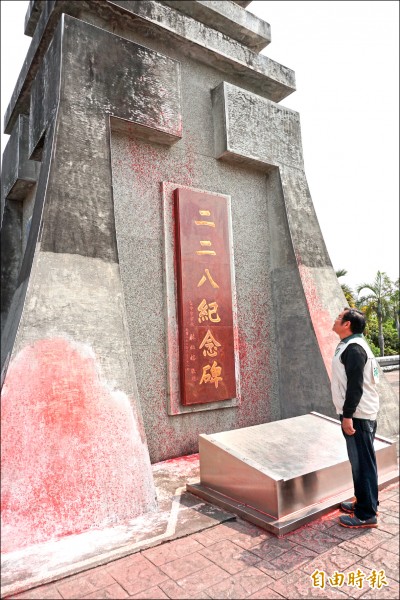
[6,481,399,600]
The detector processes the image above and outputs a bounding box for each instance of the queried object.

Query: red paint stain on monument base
[1,338,156,553]
[298,264,338,379]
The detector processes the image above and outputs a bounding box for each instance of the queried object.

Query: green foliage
[389,278,400,336]
[356,271,396,356]
[364,314,400,356]
[338,269,399,356]
[335,269,356,307]
[382,322,400,355]
[364,337,380,357]
[335,269,348,279]
[357,271,393,318]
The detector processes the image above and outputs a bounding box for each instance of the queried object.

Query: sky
[1,0,399,291]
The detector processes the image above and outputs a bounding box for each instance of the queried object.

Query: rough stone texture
[0,454,234,598]
[2,325,157,552]
[1,250,158,552]
[0,117,39,319]
[2,12,182,372]
[110,127,279,461]
[4,0,295,136]
[1,115,40,209]
[24,0,43,36]
[106,1,294,99]
[212,81,303,170]
[211,81,399,430]
[1,12,187,552]
[0,201,22,336]
[0,181,34,336]
[33,15,181,260]
[21,183,36,256]
[5,0,60,134]
[1,116,56,384]
[162,1,271,52]
[212,81,338,416]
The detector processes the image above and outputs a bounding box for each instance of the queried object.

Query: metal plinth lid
[188,412,399,535]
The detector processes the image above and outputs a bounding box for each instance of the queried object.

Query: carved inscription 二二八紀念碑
[174,188,236,405]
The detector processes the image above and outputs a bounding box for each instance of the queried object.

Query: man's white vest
[331,336,380,420]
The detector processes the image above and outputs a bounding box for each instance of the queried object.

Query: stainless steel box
[187,412,399,535]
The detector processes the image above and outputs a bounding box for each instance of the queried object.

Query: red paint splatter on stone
[234,284,274,427]
[127,132,195,200]
[160,453,199,466]
[298,264,338,379]
[1,338,156,553]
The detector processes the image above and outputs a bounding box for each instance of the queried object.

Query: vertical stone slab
[1,115,40,206]
[1,14,182,552]
[211,82,339,413]
[1,116,40,331]
[211,81,398,428]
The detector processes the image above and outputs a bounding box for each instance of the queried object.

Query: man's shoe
[340,501,356,513]
[339,515,378,529]
[340,501,379,515]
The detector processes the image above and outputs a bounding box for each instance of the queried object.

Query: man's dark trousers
[341,416,379,520]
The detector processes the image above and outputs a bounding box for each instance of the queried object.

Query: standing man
[332,308,380,528]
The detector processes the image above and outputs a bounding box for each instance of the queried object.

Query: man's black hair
[342,307,366,334]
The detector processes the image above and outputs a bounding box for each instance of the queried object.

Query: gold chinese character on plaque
[199,330,221,357]
[197,268,219,289]
[195,210,215,228]
[198,299,221,323]
[195,209,216,255]
[199,361,223,388]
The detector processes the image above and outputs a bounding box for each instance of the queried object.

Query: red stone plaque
[174,188,237,405]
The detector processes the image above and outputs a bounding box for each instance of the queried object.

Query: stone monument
[1,0,398,558]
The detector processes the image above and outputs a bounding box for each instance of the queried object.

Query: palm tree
[357,271,393,356]
[389,278,399,337]
[335,269,356,307]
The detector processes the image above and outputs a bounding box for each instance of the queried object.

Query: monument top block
[5,0,295,135]
[161,1,271,51]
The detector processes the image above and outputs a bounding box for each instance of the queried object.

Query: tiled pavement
[6,481,399,600]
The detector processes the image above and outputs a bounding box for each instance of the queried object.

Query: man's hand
[342,417,356,435]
